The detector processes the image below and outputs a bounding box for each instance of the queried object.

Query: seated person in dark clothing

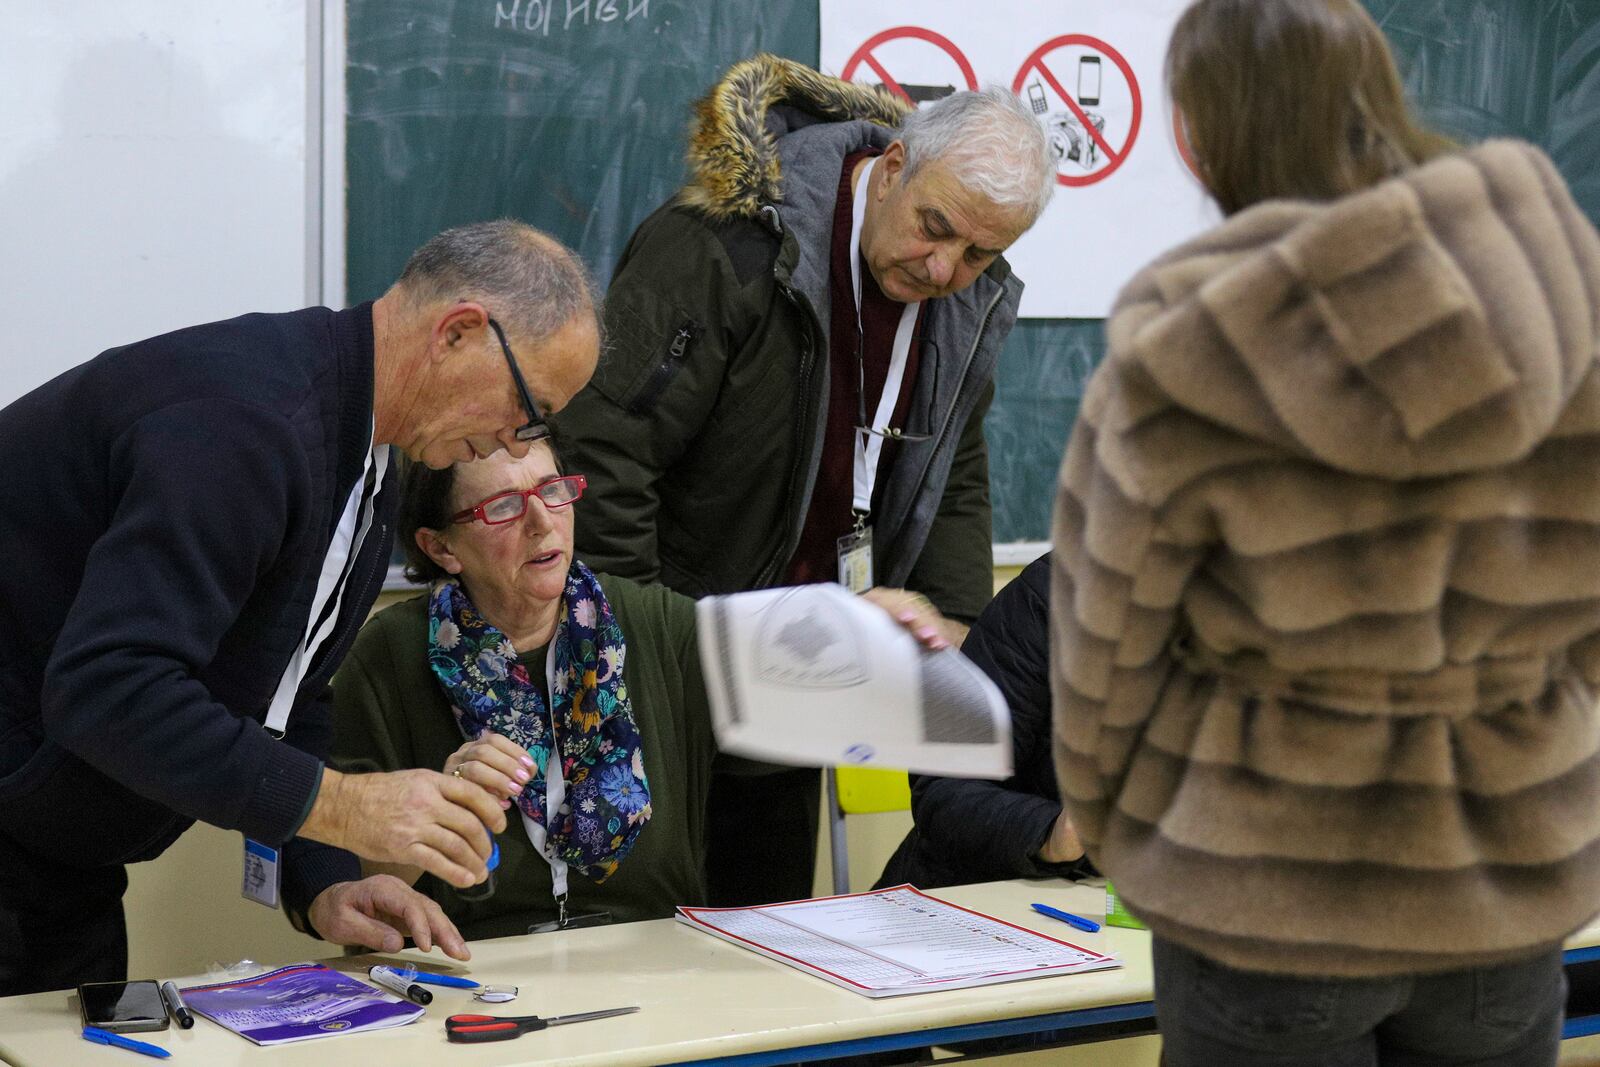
[876,554,1096,889]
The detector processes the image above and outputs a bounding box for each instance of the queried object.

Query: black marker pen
[368,966,433,1006]
[160,979,194,1029]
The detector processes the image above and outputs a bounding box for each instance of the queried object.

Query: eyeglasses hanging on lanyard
[854,332,936,445]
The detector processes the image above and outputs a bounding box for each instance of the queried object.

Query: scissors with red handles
[445,1005,640,1043]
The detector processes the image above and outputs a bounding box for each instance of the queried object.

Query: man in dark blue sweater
[0,220,600,994]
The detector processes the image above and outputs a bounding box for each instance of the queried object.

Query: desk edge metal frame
[663,945,1600,1065]
[662,1000,1155,1067]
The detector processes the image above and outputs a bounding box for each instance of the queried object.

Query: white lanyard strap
[520,641,569,905]
[264,441,390,737]
[849,156,922,518]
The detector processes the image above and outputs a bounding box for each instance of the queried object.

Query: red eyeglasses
[450,475,588,525]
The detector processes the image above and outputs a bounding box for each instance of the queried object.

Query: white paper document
[677,886,1120,997]
[695,584,1012,778]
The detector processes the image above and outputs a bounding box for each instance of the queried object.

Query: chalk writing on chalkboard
[495,0,651,36]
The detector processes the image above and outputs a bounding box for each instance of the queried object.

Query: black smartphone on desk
[78,980,170,1033]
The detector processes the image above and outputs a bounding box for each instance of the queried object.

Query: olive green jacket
[549,56,1019,623]
[330,575,722,941]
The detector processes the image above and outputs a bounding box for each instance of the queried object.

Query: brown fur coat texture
[1051,140,1600,977]
[676,53,908,219]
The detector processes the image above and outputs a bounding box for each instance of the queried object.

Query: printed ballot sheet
[696,584,1012,777]
[677,886,1120,997]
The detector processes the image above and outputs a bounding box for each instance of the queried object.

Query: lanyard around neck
[264,434,389,738]
[848,156,922,519]
[518,640,569,907]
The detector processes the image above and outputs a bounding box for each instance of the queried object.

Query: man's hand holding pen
[298,767,506,889]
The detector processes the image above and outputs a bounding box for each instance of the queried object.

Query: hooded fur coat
[1051,140,1600,977]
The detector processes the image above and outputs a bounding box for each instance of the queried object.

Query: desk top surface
[0,880,1145,1067]
[5,880,1598,1067]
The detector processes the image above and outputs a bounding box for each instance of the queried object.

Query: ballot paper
[696,584,1012,777]
[180,963,422,1045]
[677,886,1120,997]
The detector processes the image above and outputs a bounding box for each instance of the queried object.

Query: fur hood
[1104,140,1600,482]
[678,54,910,220]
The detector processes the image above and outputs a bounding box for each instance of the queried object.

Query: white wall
[0,1,319,407]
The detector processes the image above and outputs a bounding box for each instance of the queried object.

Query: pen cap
[368,966,432,1004]
[458,836,498,901]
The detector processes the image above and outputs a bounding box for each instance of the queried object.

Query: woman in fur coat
[1050,1,1600,1063]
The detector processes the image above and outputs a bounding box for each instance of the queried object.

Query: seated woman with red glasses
[324,437,951,943]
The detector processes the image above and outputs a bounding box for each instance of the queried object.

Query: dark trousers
[1152,935,1566,1067]
[704,766,820,906]
[0,830,129,996]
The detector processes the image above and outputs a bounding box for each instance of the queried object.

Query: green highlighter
[1104,882,1148,930]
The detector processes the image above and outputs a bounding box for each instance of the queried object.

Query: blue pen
[81,1026,171,1060]
[1031,902,1102,933]
[402,968,480,989]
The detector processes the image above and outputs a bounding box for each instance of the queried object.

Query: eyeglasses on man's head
[487,316,550,444]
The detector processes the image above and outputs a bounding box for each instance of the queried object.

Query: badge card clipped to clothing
[242,838,281,909]
[837,526,874,594]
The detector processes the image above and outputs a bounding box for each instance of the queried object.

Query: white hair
[899,85,1056,222]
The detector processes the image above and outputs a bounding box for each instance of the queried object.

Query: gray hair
[397,219,599,346]
[899,86,1056,222]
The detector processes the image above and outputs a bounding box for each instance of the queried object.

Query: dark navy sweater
[0,305,388,899]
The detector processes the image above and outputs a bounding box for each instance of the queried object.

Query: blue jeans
[1152,936,1565,1067]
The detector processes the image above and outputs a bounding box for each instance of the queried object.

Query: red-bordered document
[676,885,1119,998]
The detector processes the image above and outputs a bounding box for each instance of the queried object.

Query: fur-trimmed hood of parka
[677,54,910,220]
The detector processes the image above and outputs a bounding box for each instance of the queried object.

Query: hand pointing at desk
[308,874,471,961]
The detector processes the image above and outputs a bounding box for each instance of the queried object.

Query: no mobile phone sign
[1013,34,1143,187]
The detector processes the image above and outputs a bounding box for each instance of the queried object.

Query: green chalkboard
[346,0,1600,545]
[346,1,818,299]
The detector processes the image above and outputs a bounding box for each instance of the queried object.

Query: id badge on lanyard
[844,155,919,594]
[242,838,281,909]
[837,522,874,593]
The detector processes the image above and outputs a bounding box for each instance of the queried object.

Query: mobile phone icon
[1026,80,1048,115]
[1078,55,1102,106]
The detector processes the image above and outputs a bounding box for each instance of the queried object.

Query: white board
[821,0,1221,318]
[0,1,321,407]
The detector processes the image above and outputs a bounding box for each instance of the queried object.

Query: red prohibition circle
[841,26,979,105]
[1012,34,1143,187]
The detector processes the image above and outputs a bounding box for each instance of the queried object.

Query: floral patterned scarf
[427,562,651,882]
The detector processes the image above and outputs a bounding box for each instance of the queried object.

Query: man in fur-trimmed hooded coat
[551,55,1047,905]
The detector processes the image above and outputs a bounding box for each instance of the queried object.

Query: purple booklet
[180,963,424,1045]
